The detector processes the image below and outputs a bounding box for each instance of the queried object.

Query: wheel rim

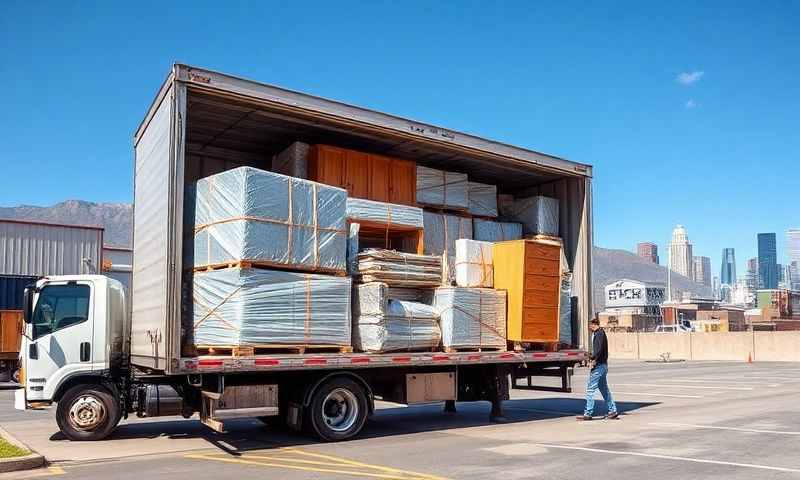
[321,388,359,433]
[68,394,107,432]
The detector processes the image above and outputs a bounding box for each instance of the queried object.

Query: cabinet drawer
[525,274,559,291]
[524,259,560,276]
[523,289,559,307]
[521,307,559,341]
[525,243,561,261]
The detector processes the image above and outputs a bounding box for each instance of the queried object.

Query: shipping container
[0,274,37,310]
[0,219,103,276]
[102,245,133,290]
[131,64,594,373]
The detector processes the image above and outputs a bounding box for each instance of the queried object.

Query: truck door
[25,281,94,402]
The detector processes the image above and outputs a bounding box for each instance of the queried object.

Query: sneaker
[605,411,619,420]
[576,415,593,421]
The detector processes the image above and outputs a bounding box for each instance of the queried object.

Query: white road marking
[651,422,800,436]
[535,443,800,473]
[660,379,780,387]
[612,391,703,399]
[614,383,753,391]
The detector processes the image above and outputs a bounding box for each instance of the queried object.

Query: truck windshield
[32,284,91,340]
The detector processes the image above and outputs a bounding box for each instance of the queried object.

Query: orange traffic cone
[747,353,752,363]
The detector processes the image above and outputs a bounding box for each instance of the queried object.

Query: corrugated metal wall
[0,221,103,276]
[0,275,37,310]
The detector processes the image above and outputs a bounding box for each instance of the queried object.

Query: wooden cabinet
[493,239,561,343]
[308,145,416,206]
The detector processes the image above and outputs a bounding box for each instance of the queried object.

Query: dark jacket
[590,328,608,366]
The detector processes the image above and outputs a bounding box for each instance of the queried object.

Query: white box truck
[15,65,593,441]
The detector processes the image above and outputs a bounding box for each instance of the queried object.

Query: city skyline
[669,225,693,279]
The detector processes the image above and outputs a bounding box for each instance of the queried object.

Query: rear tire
[56,384,121,441]
[307,378,368,442]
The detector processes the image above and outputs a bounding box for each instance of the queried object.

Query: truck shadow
[48,398,657,455]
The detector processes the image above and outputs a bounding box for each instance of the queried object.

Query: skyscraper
[746,257,759,290]
[669,225,693,278]
[720,248,736,286]
[758,233,778,289]
[637,242,659,264]
[693,256,712,287]
[788,229,800,266]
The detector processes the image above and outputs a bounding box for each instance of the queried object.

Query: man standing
[577,318,618,421]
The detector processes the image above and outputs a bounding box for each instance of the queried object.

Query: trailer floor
[2,361,800,480]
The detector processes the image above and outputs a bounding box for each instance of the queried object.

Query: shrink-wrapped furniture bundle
[559,273,573,345]
[356,249,443,287]
[193,167,347,272]
[467,182,498,217]
[433,287,507,350]
[423,211,473,283]
[455,239,494,288]
[347,223,360,274]
[272,141,310,179]
[472,218,523,242]
[346,198,424,229]
[416,166,468,210]
[506,196,559,236]
[192,268,352,347]
[352,283,441,352]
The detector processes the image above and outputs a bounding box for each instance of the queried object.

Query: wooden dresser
[492,239,561,343]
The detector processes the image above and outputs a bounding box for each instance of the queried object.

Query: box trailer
[15,65,593,442]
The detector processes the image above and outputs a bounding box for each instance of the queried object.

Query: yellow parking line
[186,447,449,480]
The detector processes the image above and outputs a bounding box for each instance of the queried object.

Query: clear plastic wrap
[346,198,424,229]
[467,182,498,217]
[416,166,469,210]
[472,218,523,242]
[192,267,352,347]
[433,287,507,350]
[560,273,573,345]
[272,141,310,178]
[347,223,360,274]
[193,166,347,272]
[423,211,473,283]
[352,283,441,352]
[455,239,493,288]
[507,196,559,236]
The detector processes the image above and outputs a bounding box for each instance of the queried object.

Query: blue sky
[1,1,798,274]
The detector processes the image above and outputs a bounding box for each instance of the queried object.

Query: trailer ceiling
[185,89,574,191]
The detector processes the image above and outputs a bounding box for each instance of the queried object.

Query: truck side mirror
[23,286,34,324]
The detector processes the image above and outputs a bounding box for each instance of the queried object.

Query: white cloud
[676,71,704,85]
[685,99,697,109]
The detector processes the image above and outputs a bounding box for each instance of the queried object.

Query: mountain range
[0,200,714,310]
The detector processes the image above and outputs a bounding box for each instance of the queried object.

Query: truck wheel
[308,378,367,442]
[56,384,121,441]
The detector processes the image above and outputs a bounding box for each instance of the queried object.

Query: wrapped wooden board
[423,211,473,284]
[346,198,424,229]
[472,218,523,242]
[356,249,442,287]
[272,141,310,178]
[433,287,507,350]
[192,267,352,347]
[193,166,347,272]
[506,195,559,236]
[455,239,493,288]
[467,181,498,217]
[416,165,468,210]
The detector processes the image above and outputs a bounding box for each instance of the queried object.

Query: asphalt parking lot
[1,360,799,479]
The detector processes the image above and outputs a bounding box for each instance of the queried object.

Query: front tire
[307,378,368,442]
[56,384,121,441]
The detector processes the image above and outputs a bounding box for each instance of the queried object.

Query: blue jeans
[584,362,616,416]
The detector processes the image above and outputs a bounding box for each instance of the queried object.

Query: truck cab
[16,276,129,437]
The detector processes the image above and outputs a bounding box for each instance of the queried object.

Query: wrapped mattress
[352,283,441,352]
[507,196,559,236]
[416,166,469,210]
[192,267,352,347]
[467,182,498,217]
[433,287,507,350]
[455,239,493,288]
[193,166,347,273]
[472,218,523,242]
[423,211,473,283]
[346,198,424,230]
